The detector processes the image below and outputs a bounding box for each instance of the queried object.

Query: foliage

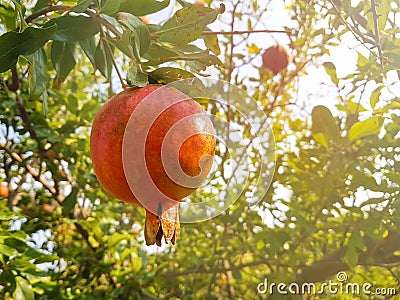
[0,0,400,299]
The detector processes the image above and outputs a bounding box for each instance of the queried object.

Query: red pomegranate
[141,16,150,24]
[90,84,215,246]
[0,183,9,198]
[261,44,291,75]
[194,0,206,6]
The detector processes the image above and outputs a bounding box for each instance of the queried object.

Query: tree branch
[202,29,291,35]
[0,143,62,205]
[24,4,122,40]
[327,0,378,58]
[25,5,72,23]
[299,230,400,283]
[74,222,98,252]
[370,0,384,68]
[15,95,47,157]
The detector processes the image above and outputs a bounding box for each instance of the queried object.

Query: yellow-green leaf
[311,105,341,147]
[348,116,384,141]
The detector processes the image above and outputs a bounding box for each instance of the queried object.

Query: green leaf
[14,276,34,300]
[203,27,220,55]
[105,31,132,57]
[336,101,366,114]
[158,5,224,46]
[44,16,98,42]
[126,62,148,87]
[351,170,380,191]
[34,255,59,264]
[108,233,132,247]
[322,62,339,84]
[187,53,222,72]
[51,41,77,83]
[10,0,28,30]
[345,230,365,268]
[131,255,143,273]
[29,48,48,101]
[79,99,100,120]
[143,43,181,63]
[370,85,383,109]
[150,67,195,84]
[348,116,384,141]
[347,230,365,250]
[94,39,113,79]
[0,269,15,286]
[344,247,358,268]
[386,172,400,185]
[62,187,79,217]
[0,3,17,31]
[42,87,49,117]
[79,36,97,68]
[101,0,122,15]
[119,0,170,16]
[71,0,94,13]
[377,0,391,30]
[311,105,341,147]
[360,197,385,207]
[357,51,369,67]
[4,237,27,252]
[33,0,49,12]
[116,12,151,58]
[0,25,56,73]
[0,244,18,256]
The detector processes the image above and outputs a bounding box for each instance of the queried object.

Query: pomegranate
[0,183,9,198]
[194,0,206,7]
[141,16,150,24]
[261,44,291,75]
[90,84,215,246]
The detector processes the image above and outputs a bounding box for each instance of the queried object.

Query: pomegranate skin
[261,44,291,75]
[90,86,158,205]
[90,84,215,206]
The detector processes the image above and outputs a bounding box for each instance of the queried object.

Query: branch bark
[202,29,291,35]
[25,5,71,23]
[299,230,400,283]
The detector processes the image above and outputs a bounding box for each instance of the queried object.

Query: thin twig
[99,27,126,88]
[24,4,122,40]
[202,29,291,35]
[0,144,62,205]
[85,10,122,39]
[221,2,240,183]
[25,5,71,23]
[16,95,46,156]
[327,0,378,58]
[370,0,384,68]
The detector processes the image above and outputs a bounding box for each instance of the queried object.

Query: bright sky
[148,0,361,110]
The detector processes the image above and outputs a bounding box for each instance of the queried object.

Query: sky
[148,0,370,110]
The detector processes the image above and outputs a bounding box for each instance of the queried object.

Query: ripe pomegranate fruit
[0,183,9,198]
[90,84,215,246]
[194,0,206,7]
[141,16,150,24]
[261,44,291,75]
